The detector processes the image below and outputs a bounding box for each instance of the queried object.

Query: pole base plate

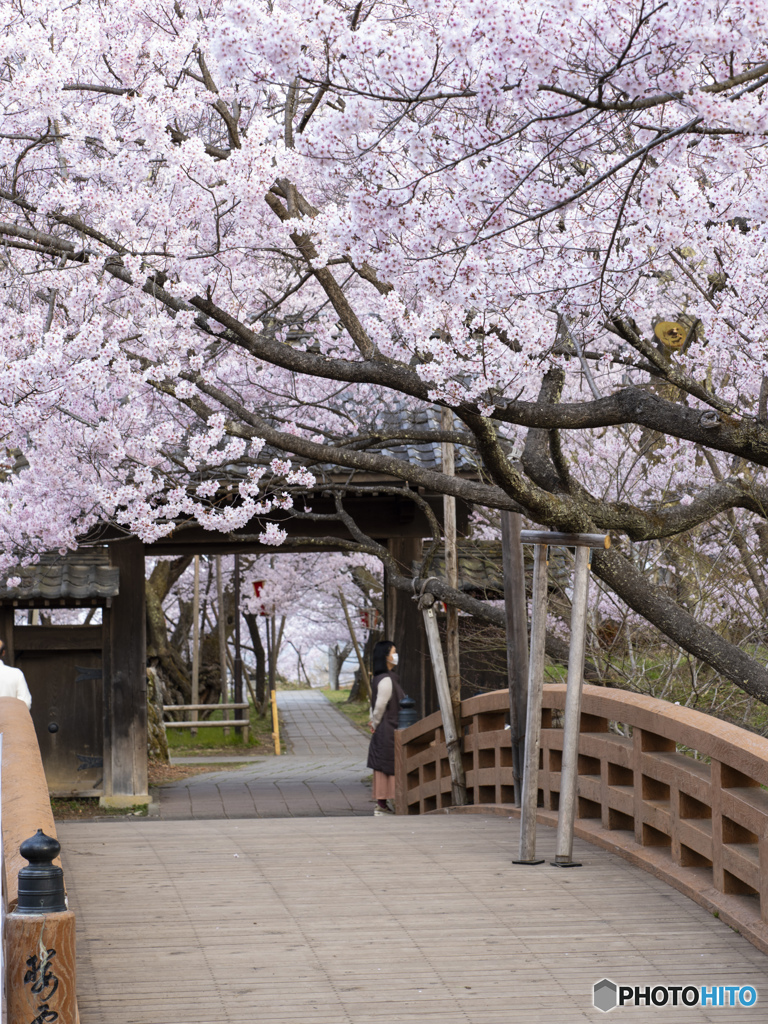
[550,859,582,868]
[512,859,545,865]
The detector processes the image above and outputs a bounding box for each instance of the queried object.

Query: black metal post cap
[20,829,60,863]
[397,695,419,730]
[16,829,67,914]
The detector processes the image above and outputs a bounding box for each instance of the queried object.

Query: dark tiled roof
[422,540,571,598]
[0,550,119,601]
[372,404,477,474]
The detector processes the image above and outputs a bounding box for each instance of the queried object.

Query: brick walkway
[156,689,373,819]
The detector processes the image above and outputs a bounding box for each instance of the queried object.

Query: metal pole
[422,606,468,806]
[501,511,528,805]
[191,555,200,738]
[233,553,243,737]
[514,543,548,864]
[553,545,591,867]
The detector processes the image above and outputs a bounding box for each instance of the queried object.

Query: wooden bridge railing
[1,697,78,1023]
[395,684,768,954]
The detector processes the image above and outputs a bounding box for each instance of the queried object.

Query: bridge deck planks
[59,815,767,1024]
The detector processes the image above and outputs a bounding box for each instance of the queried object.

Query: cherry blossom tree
[1,0,768,700]
[239,550,381,691]
[150,549,380,708]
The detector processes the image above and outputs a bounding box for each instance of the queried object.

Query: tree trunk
[146,664,170,762]
[347,628,378,703]
[145,555,194,710]
[592,547,768,703]
[329,645,339,690]
[340,590,371,702]
[244,612,267,707]
[144,555,193,759]
[170,597,194,664]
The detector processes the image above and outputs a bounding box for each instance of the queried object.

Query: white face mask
[390,651,399,666]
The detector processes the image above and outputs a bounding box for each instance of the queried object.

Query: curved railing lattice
[395,684,768,954]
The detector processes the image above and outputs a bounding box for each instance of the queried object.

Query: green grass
[542,645,768,737]
[321,686,371,734]
[166,702,277,754]
[50,798,147,819]
[544,663,567,683]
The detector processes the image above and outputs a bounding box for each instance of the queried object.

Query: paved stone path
[60,814,768,1024]
[156,689,373,819]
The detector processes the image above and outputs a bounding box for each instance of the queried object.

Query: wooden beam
[191,555,200,737]
[441,407,462,745]
[163,704,249,712]
[216,555,229,737]
[515,543,548,865]
[386,537,430,718]
[13,625,102,651]
[102,606,113,802]
[422,605,467,806]
[164,720,249,729]
[552,545,591,867]
[233,553,244,736]
[104,539,147,807]
[501,512,528,806]
[521,530,610,549]
[89,492,472,556]
[0,605,14,664]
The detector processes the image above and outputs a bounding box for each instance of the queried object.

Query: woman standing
[367,640,404,815]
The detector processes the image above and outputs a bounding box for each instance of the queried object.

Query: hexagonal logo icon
[594,979,618,1012]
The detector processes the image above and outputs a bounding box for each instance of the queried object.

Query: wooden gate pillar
[102,538,148,807]
[0,604,14,662]
[385,538,432,718]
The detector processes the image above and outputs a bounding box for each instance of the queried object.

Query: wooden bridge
[6,689,768,1023]
[60,813,766,1023]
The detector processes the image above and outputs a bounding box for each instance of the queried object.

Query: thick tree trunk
[171,597,194,663]
[145,556,194,710]
[244,612,267,707]
[146,664,170,762]
[144,555,193,759]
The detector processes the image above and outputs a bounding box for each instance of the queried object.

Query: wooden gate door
[15,625,104,797]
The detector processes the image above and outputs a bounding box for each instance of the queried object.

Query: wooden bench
[163,703,249,743]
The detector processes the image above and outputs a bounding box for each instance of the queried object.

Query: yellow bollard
[271,688,281,755]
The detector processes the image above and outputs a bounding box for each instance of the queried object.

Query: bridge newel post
[514,543,548,865]
[6,830,78,1024]
[552,544,591,867]
[759,834,768,924]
